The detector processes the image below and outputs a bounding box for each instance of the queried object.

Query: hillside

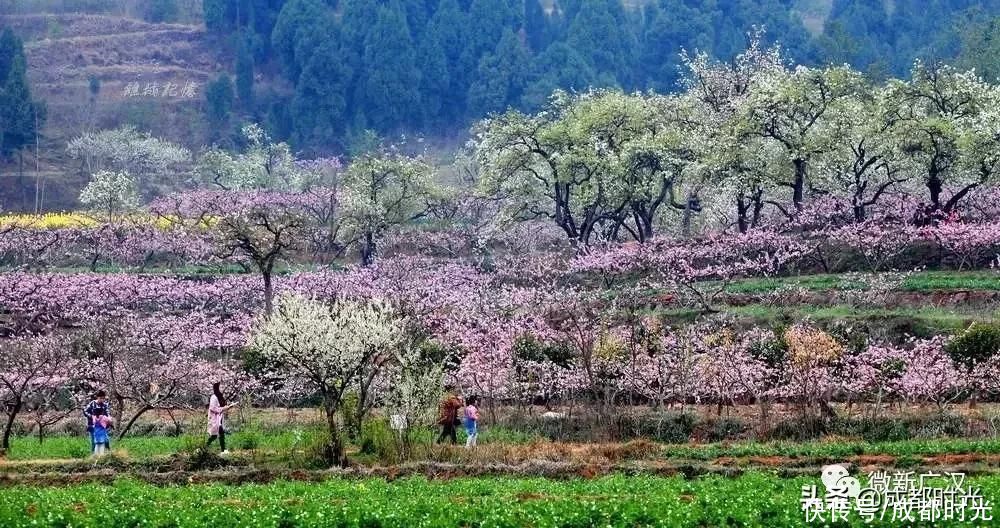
[0,13,223,211]
[3,0,1000,213]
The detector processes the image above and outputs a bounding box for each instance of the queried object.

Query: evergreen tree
[249,0,289,43]
[291,35,352,149]
[236,33,256,108]
[404,0,438,41]
[340,0,378,55]
[0,28,23,81]
[638,0,712,91]
[460,0,521,80]
[521,41,594,110]
[958,15,1000,81]
[205,74,235,132]
[427,0,469,120]
[266,95,294,141]
[557,0,582,23]
[416,29,451,129]
[358,1,422,132]
[339,0,379,126]
[0,31,43,162]
[467,29,530,117]
[203,0,236,32]
[565,0,637,89]
[271,0,330,81]
[524,0,549,53]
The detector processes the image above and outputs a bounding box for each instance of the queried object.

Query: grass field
[5,430,1000,464]
[725,270,1000,294]
[2,430,308,461]
[0,472,996,527]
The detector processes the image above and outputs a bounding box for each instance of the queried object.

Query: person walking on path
[207,382,237,455]
[464,395,480,449]
[83,390,111,455]
[435,386,463,445]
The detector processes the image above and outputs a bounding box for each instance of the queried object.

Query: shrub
[341,392,361,440]
[358,418,398,463]
[513,335,574,368]
[622,413,697,444]
[701,417,748,442]
[767,415,827,441]
[907,413,967,438]
[831,416,910,442]
[749,332,787,368]
[238,432,260,451]
[178,448,228,471]
[946,322,1000,369]
[536,415,596,442]
[285,428,340,469]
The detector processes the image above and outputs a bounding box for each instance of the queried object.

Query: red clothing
[437,394,463,425]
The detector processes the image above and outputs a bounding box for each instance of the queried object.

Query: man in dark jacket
[435,386,463,445]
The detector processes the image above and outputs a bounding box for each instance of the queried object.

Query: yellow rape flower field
[0,213,205,230]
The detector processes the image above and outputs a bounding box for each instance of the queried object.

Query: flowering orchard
[2,242,999,454]
[8,42,1000,458]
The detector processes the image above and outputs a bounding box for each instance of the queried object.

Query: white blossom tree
[67,125,189,196]
[887,62,1000,218]
[340,152,438,264]
[247,294,408,464]
[812,85,911,222]
[742,64,864,211]
[196,123,327,191]
[679,31,787,232]
[382,341,445,459]
[79,170,140,222]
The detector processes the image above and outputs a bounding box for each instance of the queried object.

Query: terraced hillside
[0,13,222,212]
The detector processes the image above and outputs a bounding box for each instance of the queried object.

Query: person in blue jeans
[83,390,111,454]
[464,395,480,449]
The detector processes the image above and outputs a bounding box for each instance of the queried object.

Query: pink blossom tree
[0,333,78,455]
[151,190,323,314]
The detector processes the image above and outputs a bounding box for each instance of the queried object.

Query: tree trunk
[681,198,695,238]
[736,194,749,234]
[927,171,943,213]
[792,159,806,210]
[322,397,344,466]
[852,201,866,222]
[262,270,274,316]
[1,399,22,452]
[89,249,101,272]
[361,231,376,266]
[117,405,153,439]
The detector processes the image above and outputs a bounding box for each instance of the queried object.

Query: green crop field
[1,472,997,527]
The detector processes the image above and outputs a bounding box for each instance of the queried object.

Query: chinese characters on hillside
[121,81,198,99]
[802,465,992,524]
